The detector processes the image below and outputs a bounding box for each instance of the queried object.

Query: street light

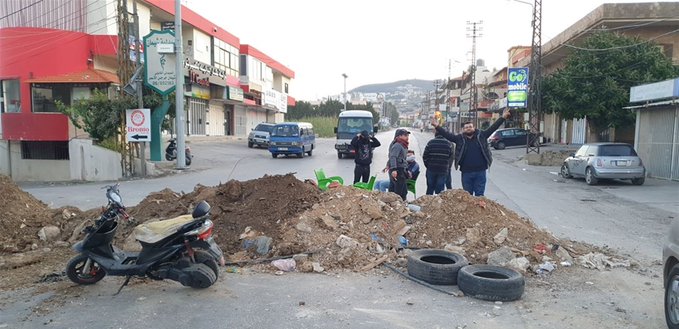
[342,73,348,111]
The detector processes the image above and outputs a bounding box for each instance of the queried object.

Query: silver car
[560,143,646,185]
[248,123,275,148]
[665,219,679,329]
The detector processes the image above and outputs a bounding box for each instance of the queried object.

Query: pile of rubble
[524,150,576,166]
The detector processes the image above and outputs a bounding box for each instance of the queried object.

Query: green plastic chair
[353,175,376,190]
[314,168,344,191]
[407,179,416,196]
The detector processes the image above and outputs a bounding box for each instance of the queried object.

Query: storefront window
[1,79,21,113]
[32,84,71,112]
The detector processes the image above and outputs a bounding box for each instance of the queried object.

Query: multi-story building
[0,0,294,181]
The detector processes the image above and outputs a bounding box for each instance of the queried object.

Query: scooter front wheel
[66,254,106,285]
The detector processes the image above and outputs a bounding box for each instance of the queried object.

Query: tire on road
[666,263,679,329]
[457,265,525,301]
[66,254,106,285]
[406,249,468,285]
[585,167,598,185]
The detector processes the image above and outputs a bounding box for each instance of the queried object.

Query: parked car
[560,143,646,185]
[487,128,538,150]
[248,123,275,148]
[665,219,679,329]
[269,122,315,158]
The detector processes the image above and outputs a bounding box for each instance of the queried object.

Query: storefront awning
[27,69,119,84]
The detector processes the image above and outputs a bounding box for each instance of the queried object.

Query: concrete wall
[0,140,9,176]
[69,139,122,181]
[3,141,70,181]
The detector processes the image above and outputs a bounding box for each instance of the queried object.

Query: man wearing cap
[431,109,511,196]
[350,130,381,184]
[388,128,411,200]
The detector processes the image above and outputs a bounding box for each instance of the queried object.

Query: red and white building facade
[0,0,295,181]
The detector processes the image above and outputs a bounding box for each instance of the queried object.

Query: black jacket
[435,117,506,170]
[423,136,452,173]
[350,135,381,165]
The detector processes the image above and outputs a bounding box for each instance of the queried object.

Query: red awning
[27,68,119,84]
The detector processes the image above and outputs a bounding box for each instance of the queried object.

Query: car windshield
[337,117,372,134]
[598,145,637,156]
[271,125,299,137]
[255,124,274,133]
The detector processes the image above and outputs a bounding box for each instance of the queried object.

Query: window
[1,79,21,113]
[213,38,239,77]
[501,130,515,137]
[599,145,637,157]
[271,125,299,137]
[575,146,589,157]
[32,84,71,112]
[515,129,528,136]
[284,83,289,94]
[21,141,69,160]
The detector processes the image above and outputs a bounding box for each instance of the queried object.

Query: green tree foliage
[287,99,381,124]
[542,31,678,137]
[58,90,135,141]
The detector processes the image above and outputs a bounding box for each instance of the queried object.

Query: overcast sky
[183,0,668,101]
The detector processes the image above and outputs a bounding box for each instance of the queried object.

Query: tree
[542,31,678,140]
[287,99,381,124]
[58,90,135,142]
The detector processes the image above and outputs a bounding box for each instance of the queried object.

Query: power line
[589,19,670,32]
[0,0,45,21]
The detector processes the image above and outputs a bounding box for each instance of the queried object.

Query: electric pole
[117,0,133,177]
[466,21,482,128]
[175,0,186,169]
[526,0,542,154]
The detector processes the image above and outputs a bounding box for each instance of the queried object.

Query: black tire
[272,153,278,158]
[560,163,572,178]
[337,152,343,159]
[307,145,313,156]
[66,254,106,285]
[585,167,598,185]
[631,177,645,185]
[406,249,468,285]
[297,151,304,158]
[194,250,219,280]
[248,142,253,148]
[188,263,217,289]
[185,156,192,166]
[666,264,679,329]
[457,265,524,301]
[165,153,173,161]
[496,142,506,150]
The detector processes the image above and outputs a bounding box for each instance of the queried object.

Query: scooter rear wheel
[66,254,106,285]
[194,250,219,279]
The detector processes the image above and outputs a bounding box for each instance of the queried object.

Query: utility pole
[174,0,186,169]
[526,0,542,154]
[133,0,145,176]
[466,21,483,128]
[117,0,133,177]
[342,73,348,111]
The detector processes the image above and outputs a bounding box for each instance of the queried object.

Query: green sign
[143,30,176,96]
[507,67,529,108]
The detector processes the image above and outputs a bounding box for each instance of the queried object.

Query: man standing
[350,130,381,184]
[388,129,410,200]
[422,132,452,195]
[431,109,511,196]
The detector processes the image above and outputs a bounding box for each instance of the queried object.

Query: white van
[333,110,376,159]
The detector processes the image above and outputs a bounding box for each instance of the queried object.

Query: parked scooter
[165,138,192,166]
[66,184,225,292]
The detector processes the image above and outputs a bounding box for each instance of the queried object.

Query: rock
[336,235,359,249]
[394,258,408,267]
[295,221,313,233]
[53,241,70,248]
[554,246,573,262]
[391,219,407,235]
[487,246,515,266]
[361,202,383,221]
[38,226,61,241]
[542,255,553,262]
[319,215,339,231]
[298,261,314,273]
[493,228,508,244]
[292,254,308,262]
[378,193,401,203]
[312,262,324,273]
[61,209,75,219]
[254,236,272,255]
[507,257,531,273]
[443,244,466,255]
[465,228,481,244]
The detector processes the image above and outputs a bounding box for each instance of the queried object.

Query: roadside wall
[69,139,122,181]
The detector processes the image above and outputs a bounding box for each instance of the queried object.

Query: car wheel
[631,177,645,185]
[585,167,598,185]
[406,249,468,285]
[337,152,343,159]
[560,163,572,178]
[308,145,313,156]
[666,264,679,329]
[271,153,278,158]
[248,142,253,148]
[496,142,506,150]
[457,265,525,301]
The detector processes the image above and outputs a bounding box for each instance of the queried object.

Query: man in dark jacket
[388,129,410,200]
[431,109,511,196]
[422,132,452,195]
[350,130,381,184]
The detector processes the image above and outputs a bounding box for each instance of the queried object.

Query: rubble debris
[577,252,631,270]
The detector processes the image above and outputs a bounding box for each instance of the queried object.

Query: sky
[183,0,668,101]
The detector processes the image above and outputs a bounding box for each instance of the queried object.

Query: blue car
[269,122,315,158]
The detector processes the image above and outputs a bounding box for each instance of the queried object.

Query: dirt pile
[525,150,576,166]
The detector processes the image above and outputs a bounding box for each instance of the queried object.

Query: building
[0,0,294,181]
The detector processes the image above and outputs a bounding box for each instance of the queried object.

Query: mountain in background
[351,79,435,94]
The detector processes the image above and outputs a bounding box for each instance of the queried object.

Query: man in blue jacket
[430,109,511,196]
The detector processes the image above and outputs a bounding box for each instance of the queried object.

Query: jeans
[354,164,370,184]
[388,169,407,200]
[374,179,390,192]
[446,169,453,189]
[461,170,487,196]
[425,170,447,195]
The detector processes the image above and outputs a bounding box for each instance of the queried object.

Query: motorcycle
[165,138,192,166]
[66,184,225,292]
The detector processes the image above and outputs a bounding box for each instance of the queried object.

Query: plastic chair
[353,175,376,190]
[314,168,344,191]
[407,179,416,196]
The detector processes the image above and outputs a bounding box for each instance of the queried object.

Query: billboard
[507,67,529,108]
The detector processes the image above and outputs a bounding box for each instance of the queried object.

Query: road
[7,128,677,328]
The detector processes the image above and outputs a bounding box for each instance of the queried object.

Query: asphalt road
[8,128,678,329]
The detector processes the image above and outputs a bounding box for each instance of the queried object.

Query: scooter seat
[134,215,195,244]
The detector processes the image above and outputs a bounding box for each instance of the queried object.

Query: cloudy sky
[183,0,667,101]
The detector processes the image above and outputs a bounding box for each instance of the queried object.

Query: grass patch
[296,116,337,138]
